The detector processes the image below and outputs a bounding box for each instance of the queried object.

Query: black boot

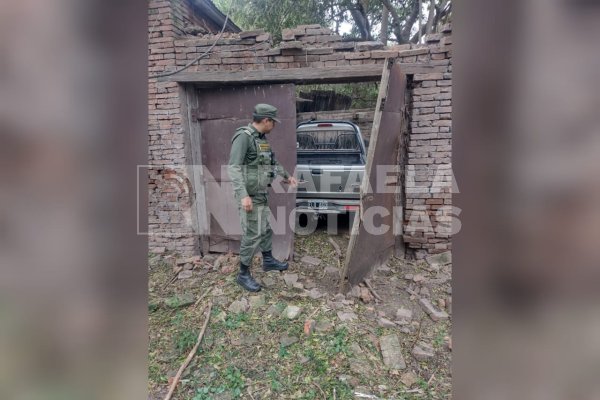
[236,262,261,292]
[262,250,288,272]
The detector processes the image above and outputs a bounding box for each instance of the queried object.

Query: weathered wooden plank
[163,65,384,85]
[341,58,408,289]
[163,62,443,85]
[181,86,210,253]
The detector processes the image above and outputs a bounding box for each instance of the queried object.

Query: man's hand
[285,176,298,188]
[241,196,253,212]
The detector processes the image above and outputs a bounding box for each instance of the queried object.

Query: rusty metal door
[342,60,408,287]
[193,84,296,261]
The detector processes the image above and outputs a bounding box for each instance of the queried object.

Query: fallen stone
[266,304,283,317]
[304,319,316,335]
[228,298,249,314]
[333,293,345,302]
[284,305,301,319]
[426,251,451,266]
[380,334,406,369]
[438,298,446,309]
[176,257,193,265]
[213,296,229,306]
[202,254,217,264]
[183,263,193,270]
[349,343,372,375]
[413,274,426,283]
[400,371,418,387]
[300,255,321,266]
[315,320,333,332]
[213,256,225,270]
[283,273,299,287]
[348,286,362,298]
[304,280,316,289]
[337,311,357,322]
[377,265,391,273]
[171,265,183,276]
[324,266,339,276]
[404,274,414,280]
[308,288,323,299]
[298,355,309,364]
[360,287,374,303]
[419,298,449,321]
[249,295,266,309]
[396,307,413,321]
[279,334,298,347]
[350,358,372,377]
[378,318,397,328]
[177,270,193,280]
[220,263,236,274]
[261,276,276,288]
[165,293,195,308]
[412,342,435,361]
[429,273,451,285]
[292,282,304,290]
[326,300,341,310]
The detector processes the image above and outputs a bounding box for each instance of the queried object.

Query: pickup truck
[295,120,366,216]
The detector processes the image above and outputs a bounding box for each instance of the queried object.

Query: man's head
[252,103,280,134]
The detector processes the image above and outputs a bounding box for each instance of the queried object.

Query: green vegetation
[148,231,452,399]
[297,82,380,110]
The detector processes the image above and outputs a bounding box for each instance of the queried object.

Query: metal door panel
[195,84,297,260]
[343,61,407,286]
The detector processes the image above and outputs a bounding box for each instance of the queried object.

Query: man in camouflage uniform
[228,104,298,292]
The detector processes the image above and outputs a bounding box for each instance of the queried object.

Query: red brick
[345,51,370,60]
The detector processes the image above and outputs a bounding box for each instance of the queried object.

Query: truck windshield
[297,129,361,151]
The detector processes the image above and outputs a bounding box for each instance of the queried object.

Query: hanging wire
[149,0,237,79]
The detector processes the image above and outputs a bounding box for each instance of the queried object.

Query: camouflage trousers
[237,194,273,266]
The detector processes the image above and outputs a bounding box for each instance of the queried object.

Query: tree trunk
[381,0,413,44]
[381,4,389,45]
[425,0,436,35]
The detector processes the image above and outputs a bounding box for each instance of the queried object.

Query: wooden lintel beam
[161,65,385,85]
[161,62,444,86]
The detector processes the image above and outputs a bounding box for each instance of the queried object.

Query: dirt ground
[148,216,452,399]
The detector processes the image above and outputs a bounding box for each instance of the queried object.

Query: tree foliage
[214,0,452,44]
[213,0,330,41]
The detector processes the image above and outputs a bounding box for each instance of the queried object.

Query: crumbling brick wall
[148,1,453,257]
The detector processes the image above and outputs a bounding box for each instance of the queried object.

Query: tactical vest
[231,126,274,196]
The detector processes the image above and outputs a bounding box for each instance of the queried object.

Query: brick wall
[148,0,198,255]
[148,0,453,257]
